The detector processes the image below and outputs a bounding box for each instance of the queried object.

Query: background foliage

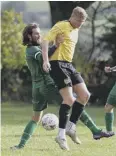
[1,10,26,69]
[1,2,116,105]
[1,10,32,101]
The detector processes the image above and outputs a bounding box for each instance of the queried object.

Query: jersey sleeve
[30,46,41,60]
[34,51,41,60]
[44,22,64,42]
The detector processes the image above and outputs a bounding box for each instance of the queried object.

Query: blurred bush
[1,10,26,69]
[1,10,32,102]
[1,10,115,105]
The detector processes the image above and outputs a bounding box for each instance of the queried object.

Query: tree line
[1,2,116,105]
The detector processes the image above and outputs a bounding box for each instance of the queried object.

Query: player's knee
[32,111,43,123]
[32,116,40,123]
[104,104,114,113]
[79,92,90,105]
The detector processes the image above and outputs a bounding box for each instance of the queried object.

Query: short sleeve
[31,46,41,59]
[44,21,65,42]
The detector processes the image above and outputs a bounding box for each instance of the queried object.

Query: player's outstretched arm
[105,66,116,73]
[42,40,51,72]
[48,34,64,57]
[110,66,116,71]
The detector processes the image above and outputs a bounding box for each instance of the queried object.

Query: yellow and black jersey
[44,20,78,62]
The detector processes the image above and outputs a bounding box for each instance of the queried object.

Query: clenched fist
[43,61,51,73]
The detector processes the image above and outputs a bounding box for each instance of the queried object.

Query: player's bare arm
[105,66,116,73]
[111,66,116,71]
[42,40,51,72]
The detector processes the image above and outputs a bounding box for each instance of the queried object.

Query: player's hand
[104,66,111,73]
[43,61,51,73]
[55,33,64,47]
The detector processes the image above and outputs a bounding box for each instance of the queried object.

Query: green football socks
[18,120,37,148]
[105,112,114,132]
[80,110,101,134]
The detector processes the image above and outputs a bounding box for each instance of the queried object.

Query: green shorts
[107,83,116,106]
[32,82,62,111]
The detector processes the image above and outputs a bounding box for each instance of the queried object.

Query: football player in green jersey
[104,66,116,135]
[10,23,62,150]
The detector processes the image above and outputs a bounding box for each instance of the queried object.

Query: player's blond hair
[71,6,87,21]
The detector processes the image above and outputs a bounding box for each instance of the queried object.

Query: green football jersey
[26,45,54,88]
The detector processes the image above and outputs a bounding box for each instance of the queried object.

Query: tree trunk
[49,1,95,25]
[88,1,101,61]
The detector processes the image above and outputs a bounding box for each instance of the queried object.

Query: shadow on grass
[3,134,55,137]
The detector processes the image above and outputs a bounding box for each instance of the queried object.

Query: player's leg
[74,82,114,139]
[45,80,101,142]
[105,104,114,132]
[46,71,112,140]
[73,81,111,139]
[66,67,111,141]
[80,110,112,140]
[10,87,47,150]
[105,83,116,134]
[80,110,101,135]
[11,111,43,150]
[44,75,109,141]
[46,79,112,140]
[66,81,90,143]
[49,65,73,149]
[55,86,75,150]
[50,62,86,149]
[45,80,106,140]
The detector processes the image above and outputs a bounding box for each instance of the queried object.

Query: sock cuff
[106,112,113,115]
[31,120,38,124]
[73,100,84,108]
[61,104,71,109]
[59,104,71,115]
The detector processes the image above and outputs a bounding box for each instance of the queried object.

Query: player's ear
[28,34,32,41]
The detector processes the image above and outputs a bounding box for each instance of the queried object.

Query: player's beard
[31,41,39,46]
[31,39,40,46]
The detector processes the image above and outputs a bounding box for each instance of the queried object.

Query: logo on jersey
[64,78,71,85]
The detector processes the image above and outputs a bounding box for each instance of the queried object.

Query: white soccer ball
[41,113,59,130]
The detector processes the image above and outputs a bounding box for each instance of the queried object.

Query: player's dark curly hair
[22,23,39,46]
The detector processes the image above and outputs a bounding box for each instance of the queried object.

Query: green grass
[1,102,116,156]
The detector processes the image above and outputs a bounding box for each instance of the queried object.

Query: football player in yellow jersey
[42,6,91,150]
[42,6,113,150]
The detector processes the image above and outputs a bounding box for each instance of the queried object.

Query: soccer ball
[41,113,59,130]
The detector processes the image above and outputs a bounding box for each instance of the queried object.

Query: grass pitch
[1,102,116,156]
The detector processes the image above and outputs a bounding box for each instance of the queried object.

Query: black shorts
[50,61,84,90]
